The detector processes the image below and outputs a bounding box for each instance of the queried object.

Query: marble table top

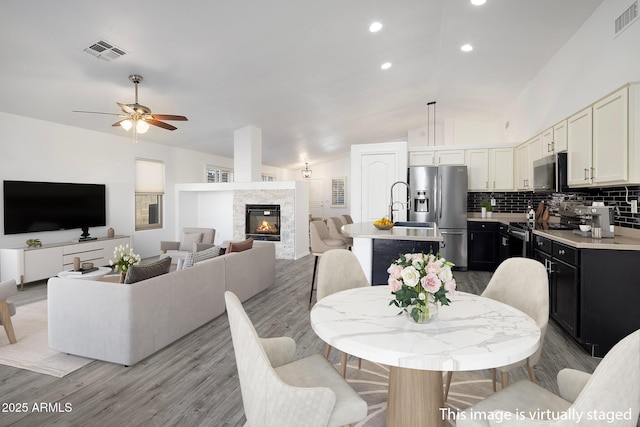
[310,286,540,372]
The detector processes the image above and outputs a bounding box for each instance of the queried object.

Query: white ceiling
[0,0,603,170]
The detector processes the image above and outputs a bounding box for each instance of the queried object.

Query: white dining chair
[224,291,367,427]
[308,220,347,308]
[316,249,368,377]
[445,257,549,398]
[456,329,640,427]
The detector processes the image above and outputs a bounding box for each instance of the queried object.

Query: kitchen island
[342,222,443,285]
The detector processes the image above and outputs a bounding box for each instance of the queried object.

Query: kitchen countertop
[466,212,640,251]
[342,222,444,242]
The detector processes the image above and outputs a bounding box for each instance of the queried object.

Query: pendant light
[301,162,312,179]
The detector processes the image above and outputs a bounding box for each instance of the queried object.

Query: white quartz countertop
[532,228,640,250]
[341,222,444,242]
[310,286,540,371]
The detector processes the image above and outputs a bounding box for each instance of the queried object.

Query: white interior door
[308,178,325,220]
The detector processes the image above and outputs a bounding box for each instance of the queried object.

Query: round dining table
[310,286,541,427]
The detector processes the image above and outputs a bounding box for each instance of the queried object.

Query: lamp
[120,119,133,131]
[136,119,149,134]
[301,162,312,179]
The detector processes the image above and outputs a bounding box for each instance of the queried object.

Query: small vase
[486,211,493,218]
[481,207,487,218]
[406,298,439,324]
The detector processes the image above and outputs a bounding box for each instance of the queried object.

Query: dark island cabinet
[371,239,439,286]
[468,222,499,271]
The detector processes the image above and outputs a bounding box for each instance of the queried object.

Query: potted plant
[480,200,493,218]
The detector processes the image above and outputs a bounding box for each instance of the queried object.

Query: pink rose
[444,279,457,293]
[426,261,442,275]
[387,264,403,279]
[421,273,441,293]
[388,277,402,292]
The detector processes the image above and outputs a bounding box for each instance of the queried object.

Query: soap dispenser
[527,205,535,222]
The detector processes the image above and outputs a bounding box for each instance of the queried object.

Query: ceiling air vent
[615,1,638,37]
[83,40,127,61]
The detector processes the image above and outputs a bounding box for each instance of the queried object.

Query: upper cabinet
[542,120,568,155]
[466,148,513,191]
[409,149,465,166]
[514,134,542,191]
[567,85,634,187]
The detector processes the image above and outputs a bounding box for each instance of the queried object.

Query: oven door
[507,226,530,258]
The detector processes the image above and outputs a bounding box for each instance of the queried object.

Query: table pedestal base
[387,366,445,427]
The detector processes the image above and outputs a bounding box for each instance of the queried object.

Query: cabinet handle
[584,168,589,180]
[590,167,595,179]
[547,142,554,153]
[548,261,555,274]
[538,241,543,246]
[470,233,474,241]
[559,249,565,255]
[493,181,496,188]
[486,181,488,189]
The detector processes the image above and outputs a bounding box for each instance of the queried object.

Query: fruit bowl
[373,222,393,230]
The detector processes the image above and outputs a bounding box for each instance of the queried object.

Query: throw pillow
[227,238,254,253]
[124,257,172,284]
[182,245,224,269]
[179,232,203,252]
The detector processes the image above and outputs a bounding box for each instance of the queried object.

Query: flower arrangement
[109,244,141,273]
[387,252,456,322]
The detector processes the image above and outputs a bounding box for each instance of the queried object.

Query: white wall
[0,112,288,264]
[503,0,640,142]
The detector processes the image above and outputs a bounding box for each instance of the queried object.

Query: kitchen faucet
[388,181,411,223]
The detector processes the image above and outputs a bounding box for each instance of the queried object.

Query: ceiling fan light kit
[74,74,188,142]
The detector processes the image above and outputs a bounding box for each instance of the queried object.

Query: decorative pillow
[124,257,172,284]
[179,232,203,252]
[227,238,254,253]
[182,245,224,269]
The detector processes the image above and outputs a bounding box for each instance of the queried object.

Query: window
[331,177,346,207]
[206,165,234,183]
[135,159,164,231]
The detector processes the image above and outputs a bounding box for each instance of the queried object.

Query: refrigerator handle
[438,174,443,219]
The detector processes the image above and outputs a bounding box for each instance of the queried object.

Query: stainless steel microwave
[533,152,568,193]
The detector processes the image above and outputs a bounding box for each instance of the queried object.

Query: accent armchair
[0,279,18,344]
[225,291,367,427]
[457,329,640,427]
[160,227,216,263]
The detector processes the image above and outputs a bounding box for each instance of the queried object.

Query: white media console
[0,235,131,288]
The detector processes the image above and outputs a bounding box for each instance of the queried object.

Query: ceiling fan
[74,74,188,141]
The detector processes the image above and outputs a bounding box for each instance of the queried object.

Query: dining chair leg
[340,352,348,378]
[490,368,497,392]
[526,364,536,383]
[501,371,509,389]
[308,255,319,309]
[324,343,331,359]
[443,371,453,401]
[357,358,362,370]
[0,300,16,344]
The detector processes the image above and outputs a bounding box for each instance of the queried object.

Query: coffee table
[57,266,112,280]
[310,286,541,427]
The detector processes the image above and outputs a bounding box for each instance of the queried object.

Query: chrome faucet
[388,181,411,223]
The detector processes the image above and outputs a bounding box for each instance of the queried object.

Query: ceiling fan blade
[150,114,188,121]
[111,119,129,127]
[117,102,135,115]
[73,110,123,116]
[147,119,177,131]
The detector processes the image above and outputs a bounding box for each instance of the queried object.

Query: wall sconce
[301,162,312,179]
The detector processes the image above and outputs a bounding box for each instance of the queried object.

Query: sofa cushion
[179,232,203,251]
[227,238,254,253]
[182,245,224,269]
[124,257,172,284]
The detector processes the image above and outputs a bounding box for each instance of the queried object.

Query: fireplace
[245,204,281,241]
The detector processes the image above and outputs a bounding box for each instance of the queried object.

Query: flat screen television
[3,180,106,238]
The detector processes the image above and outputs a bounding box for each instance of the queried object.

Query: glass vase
[406,298,439,324]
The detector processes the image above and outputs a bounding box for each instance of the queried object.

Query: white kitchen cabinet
[567,106,593,186]
[542,127,554,156]
[409,149,465,166]
[528,134,544,163]
[514,143,530,190]
[466,148,513,191]
[541,120,568,155]
[592,87,628,185]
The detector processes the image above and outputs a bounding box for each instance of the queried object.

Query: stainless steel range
[506,221,576,259]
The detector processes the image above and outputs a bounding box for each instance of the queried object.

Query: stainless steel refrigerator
[408,165,468,269]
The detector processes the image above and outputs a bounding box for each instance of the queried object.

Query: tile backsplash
[468,185,640,230]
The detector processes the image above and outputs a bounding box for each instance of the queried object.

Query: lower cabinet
[371,239,439,285]
[468,222,498,271]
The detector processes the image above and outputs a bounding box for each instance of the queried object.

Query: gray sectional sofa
[47,241,275,366]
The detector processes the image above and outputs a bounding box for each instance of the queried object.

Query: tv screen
[3,180,106,235]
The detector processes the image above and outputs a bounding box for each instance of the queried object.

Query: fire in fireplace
[245,204,281,241]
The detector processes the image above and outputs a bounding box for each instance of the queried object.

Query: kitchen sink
[393,221,434,228]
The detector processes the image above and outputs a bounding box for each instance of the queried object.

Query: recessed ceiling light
[471,0,487,5]
[381,62,392,70]
[369,22,383,32]
[460,44,473,52]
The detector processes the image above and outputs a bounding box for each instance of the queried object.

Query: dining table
[310,286,541,427]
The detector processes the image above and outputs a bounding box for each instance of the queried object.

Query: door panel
[361,153,399,222]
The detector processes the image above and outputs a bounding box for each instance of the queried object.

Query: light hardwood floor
[0,256,601,426]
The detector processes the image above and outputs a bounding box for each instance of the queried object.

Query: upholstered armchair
[0,279,18,344]
[224,291,367,427]
[457,329,640,427]
[160,227,216,263]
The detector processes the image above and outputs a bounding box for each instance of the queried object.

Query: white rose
[438,266,453,283]
[401,266,420,287]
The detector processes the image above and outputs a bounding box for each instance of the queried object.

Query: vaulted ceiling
[0,0,602,169]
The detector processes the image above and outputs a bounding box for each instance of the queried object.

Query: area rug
[0,299,94,377]
[342,360,494,427]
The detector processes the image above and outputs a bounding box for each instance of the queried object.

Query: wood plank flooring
[0,256,602,426]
